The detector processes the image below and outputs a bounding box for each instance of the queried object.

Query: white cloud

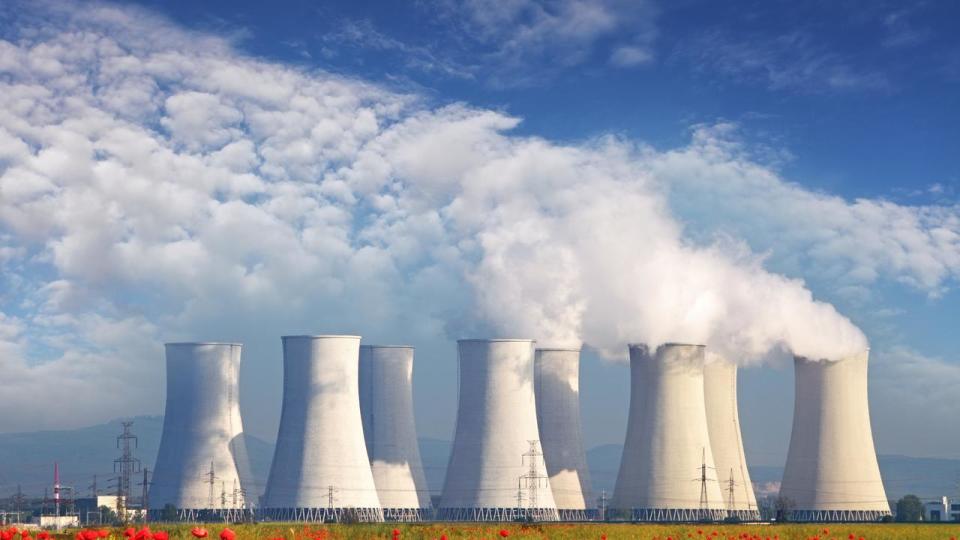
[0,1,957,438]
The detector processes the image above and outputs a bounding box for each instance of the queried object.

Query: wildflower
[191,528,209,538]
[219,528,237,540]
[499,530,509,538]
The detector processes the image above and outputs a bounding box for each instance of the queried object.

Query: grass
[34,522,960,540]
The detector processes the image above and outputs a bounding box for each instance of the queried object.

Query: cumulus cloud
[0,1,957,434]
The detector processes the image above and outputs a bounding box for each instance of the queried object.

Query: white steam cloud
[1,1,957,431]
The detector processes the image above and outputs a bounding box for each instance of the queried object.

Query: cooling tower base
[556,508,599,521]
[724,509,762,522]
[628,508,728,522]
[789,509,892,522]
[435,507,561,522]
[258,507,384,523]
[382,507,433,522]
[147,508,253,523]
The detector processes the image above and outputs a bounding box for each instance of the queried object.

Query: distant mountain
[586,444,960,502]
[2,420,955,505]
[0,416,273,500]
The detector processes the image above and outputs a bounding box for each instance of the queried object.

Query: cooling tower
[149,343,252,521]
[612,343,726,521]
[261,335,383,522]
[534,348,595,521]
[438,339,559,521]
[703,357,760,521]
[779,351,891,521]
[358,345,431,521]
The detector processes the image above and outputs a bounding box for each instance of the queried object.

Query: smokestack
[359,345,431,521]
[261,335,383,522]
[612,343,726,521]
[779,351,891,521]
[438,339,559,521]
[149,343,251,520]
[534,347,594,520]
[703,358,760,521]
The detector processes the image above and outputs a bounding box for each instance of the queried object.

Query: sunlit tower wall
[534,348,595,521]
[703,357,760,521]
[779,351,891,521]
[358,345,431,521]
[612,343,726,521]
[438,339,559,521]
[149,343,251,521]
[261,336,383,522]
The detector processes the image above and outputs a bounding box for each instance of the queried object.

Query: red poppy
[392,529,400,537]
[191,528,209,538]
[440,535,448,540]
[124,528,136,538]
[37,534,50,540]
[20,532,30,540]
[153,533,169,540]
[219,528,236,540]
[499,530,509,538]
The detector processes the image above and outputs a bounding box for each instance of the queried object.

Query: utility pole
[220,481,226,509]
[727,468,736,517]
[138,468,150,521]
[114,421,141,522]
[327,485,336,509]
[598,489,608,521]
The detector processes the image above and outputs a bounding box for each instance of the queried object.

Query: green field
[41,523,960,540]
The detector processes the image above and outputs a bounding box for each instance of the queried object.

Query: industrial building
[359,345,432,521]
[779,351,892,521]
[438,339,559,521]
[703,357,760,521]
[149,343,251,521]
[534,347,595,520]
[612,343,727,521]
[261,335,383,522]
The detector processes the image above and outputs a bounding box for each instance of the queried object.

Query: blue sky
[0,0,958,491]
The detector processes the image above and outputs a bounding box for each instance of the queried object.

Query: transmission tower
[138,468,150,519]
[598,489,608,521]
[206,462,218,509]
[113,421,141,520]
[693,447,715,522]
[519,440,549,519]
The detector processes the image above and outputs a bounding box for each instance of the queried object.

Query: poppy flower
[499,530,509,538]
[191,528,209,538]
[153,533,169,540]
[124,528,136,538]
[37,534,51,540]
[219,528,236,540]
[98,532,109,539]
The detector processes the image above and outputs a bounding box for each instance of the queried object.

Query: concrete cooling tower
[703,358,760,521]
[438,339,559,521]
[534,348,595,521]
[149,343,252,521]
[358,345,431,521]
[261,335,383,522]
[779,351,891,521]
[612,343,726,521]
